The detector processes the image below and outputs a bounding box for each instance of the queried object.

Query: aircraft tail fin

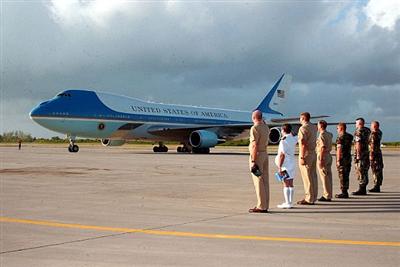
[255,73,292,116]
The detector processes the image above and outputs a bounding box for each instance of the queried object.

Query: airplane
[30,74,319,153]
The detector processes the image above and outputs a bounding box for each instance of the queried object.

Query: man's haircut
[356,117,365,124]
[253,110,263,120]
[337,122,347,130]
[300,112,310,121]
[318,120,327,130]
[282,123,292,134]
[372,120,380,127]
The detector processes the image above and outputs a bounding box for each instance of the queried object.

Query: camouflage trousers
[355,159,370,187]
[337,163,351,191]
[371,154,384,186]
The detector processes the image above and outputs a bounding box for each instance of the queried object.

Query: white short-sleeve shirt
[275,133,297,179]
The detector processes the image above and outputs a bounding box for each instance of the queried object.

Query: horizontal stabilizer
[270,115,329,123]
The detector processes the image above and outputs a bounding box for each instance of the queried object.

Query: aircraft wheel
[192,147,210,154]
[72,145,79,153]
[162,146,168,153]
[68,146,73,153]
[153,146,160,152]
[177,147,182,153]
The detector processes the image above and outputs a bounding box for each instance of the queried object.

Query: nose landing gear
[68,135,79,153]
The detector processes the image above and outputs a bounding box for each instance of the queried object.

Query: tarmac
[0,144,399,266]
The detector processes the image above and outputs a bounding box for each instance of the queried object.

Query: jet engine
[189,130,219,148]
[269,127,281,145]
[101,139,126,147]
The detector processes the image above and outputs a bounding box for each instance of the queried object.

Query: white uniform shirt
[275,133,297,179]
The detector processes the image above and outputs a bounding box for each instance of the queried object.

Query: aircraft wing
[147,124,252,140]
[147,121,287,141]
[111,115,335,141]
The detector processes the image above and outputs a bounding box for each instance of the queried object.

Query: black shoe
[352,186,367,195]
[368,186,380,193]
[335,192,349,198]
[318,196,331,202]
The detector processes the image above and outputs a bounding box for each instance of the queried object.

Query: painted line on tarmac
[1,216,399,247]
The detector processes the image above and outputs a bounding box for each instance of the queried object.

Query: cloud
[1,1,400,140]
[364,0,400,30]
[47,0,133,27]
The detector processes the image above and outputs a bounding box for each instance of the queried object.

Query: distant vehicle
[30,74,323,153]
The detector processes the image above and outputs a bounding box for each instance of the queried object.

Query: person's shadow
[279,191,400,213]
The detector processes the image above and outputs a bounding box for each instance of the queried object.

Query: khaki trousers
[249,152,269,210]
[299,153,318,203]
[317,154,333,199]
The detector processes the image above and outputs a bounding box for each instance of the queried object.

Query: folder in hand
[275,170,289,182]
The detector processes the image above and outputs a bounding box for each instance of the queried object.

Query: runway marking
[1,216,399,247]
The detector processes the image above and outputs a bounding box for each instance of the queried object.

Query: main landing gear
[68,136,79,153]
[153,142,168,153]
[153,142,210,154]
[176,144,210,154]
[177,144,191,153]
[192,147,210,154]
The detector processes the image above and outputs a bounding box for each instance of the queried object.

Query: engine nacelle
[101,139,126,147]
[269,127,281,145]
[189,130,219,148]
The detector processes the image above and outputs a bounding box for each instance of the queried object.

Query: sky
[1,0,399,141]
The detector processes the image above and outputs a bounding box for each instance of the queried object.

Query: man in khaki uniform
[316,120,333,202]
[297,112,318,205]
[248,110,270,213]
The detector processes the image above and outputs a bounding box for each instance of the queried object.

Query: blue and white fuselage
[30,74,291,153]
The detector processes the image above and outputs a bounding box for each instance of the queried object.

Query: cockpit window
[57,93,72,97]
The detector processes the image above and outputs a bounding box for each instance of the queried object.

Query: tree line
[0,131,35,142]
[0,131,79,143]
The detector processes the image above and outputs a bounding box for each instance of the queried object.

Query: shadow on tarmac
[281,192,400,214]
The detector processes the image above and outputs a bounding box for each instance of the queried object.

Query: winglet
[255,74,290,116]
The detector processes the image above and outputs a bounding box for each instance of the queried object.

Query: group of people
[248,110,384,213]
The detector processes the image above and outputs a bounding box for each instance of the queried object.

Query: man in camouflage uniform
[352,118,371,195]
[335,122,353,198]
[368,121,384,193]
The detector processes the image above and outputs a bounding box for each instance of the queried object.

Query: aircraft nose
[29,106,41,118]
[29,101,49,118]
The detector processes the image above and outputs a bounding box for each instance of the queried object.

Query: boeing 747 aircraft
[30,74,315,153]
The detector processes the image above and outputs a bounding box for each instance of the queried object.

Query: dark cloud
[1,1,399,140]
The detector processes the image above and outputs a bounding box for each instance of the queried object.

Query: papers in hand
[275,170,289,182]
